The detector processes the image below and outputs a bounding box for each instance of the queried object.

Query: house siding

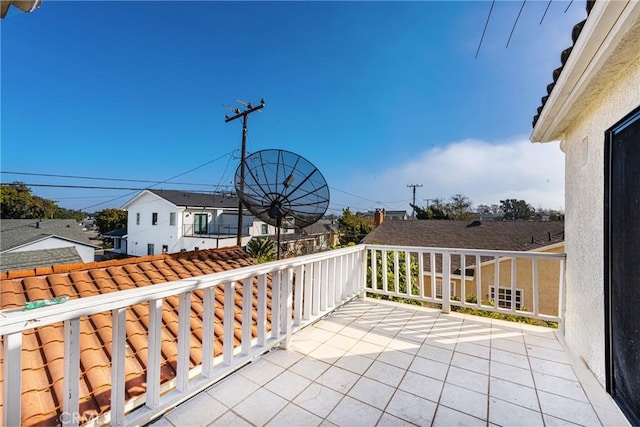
[4,237,96,263]
[561,52,640,385]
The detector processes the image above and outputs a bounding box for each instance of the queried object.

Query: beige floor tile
[489,377,539,411]
[164,392,226,427]
[326,395,383,426]
[293,383,344,418]
[439,383,488,420]
[308,342,347,364]
[445,365,489,395]
[532,371,588,403]
[432,405,485,426]
[489,397,544,426]
[348,376,395,410]
[455,342,491,359]
[490,347,530,369]
[537,390,601,426]
[232,388,288,426]
[207,410,252,426]
[451,352,490,375]
[417,343,454,364]
[264,369,312,400]
[265,403,323,426]
[207,374,260,408]
[239,358,285,386]
[528,357,576,381]
[289,356,331,380]
[266,347,305,369]
[375,348,414,369]
[334,352,375,375]
[410,355,449,380]
[385,389,437,425]
[490,360,534,387]
[377,412,416,426]
[398,370,444,403]
[316,365,360,394]
[363,360,406,387]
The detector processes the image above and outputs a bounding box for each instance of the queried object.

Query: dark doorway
[604,105,640,426]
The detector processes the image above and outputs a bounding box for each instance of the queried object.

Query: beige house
[363,220,565,317]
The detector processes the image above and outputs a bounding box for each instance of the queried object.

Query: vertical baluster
[312,261,321,316]
[442,253,451,314]
[223,282,235,366]
[202,289,214,378]
[294,265,304,327]
[371,248,377,291]
[146,299,162,407]
[405,251,412,296]
[475,255,482,307]
[177,292,191,392]
[532,258,539,317]
[327,257,336,309]
[460,254,466,304]
[393,250,400,295]
[320,259,328,312]
[382,250,388,293]
[3,332,22,427]
[241,278,252,356]
[494,256,500,309]
[430,252,436,299]
[271,272,281,339]
[257,274,268,345]
[419,250,425,298]
[63,318,80,427]
[510,257,517,312]
[283,268,294,348]
[110,308,127,426]
[303,263,313,320]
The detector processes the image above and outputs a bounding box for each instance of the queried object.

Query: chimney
[374,208,384,227]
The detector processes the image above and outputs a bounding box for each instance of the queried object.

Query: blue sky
[1,1,585,214]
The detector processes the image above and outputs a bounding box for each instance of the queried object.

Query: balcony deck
[154,298,627,427]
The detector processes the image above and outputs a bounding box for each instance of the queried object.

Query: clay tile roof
[532,0,595,128]
[0,246,269,426]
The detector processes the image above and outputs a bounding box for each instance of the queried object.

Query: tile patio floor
[151,298,629,427]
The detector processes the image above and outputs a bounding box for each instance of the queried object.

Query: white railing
[0,244,566,427]
[0,246,366,427]
[365,245,566,324]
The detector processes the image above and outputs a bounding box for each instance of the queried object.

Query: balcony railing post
[442,253,451,314]
[282,268,293,349]
[3,332,22,427]
[110,308,127,426]
[62,318,80,427]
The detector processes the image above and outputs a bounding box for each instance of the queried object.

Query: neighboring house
[274,221,340,257]
[362,220,565,315]
[0,219,99,271]
[385,210,408,221]
[101,226,127,254]
[123,189,254,256]
[531,0,640,423]
[0,247,264,425]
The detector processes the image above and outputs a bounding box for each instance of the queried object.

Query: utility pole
[224,98,265,246]
[407,184,423,220]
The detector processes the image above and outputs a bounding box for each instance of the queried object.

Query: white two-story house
[123,189,254,256]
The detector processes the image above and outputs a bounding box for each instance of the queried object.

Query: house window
[490,286,523,310]
[169,212,176,226]
[194,214,208,234]
[136,213,140,225]
[435,279,456,299]
[162,245,168,254]
[152,212,158,225]
[147,244,154,255]
[114,239,121,250]
[261,224,268,234]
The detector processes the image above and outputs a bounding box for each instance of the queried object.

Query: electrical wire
[563,0,573,13]
[540,0,552,24]
[1,171,211,187]
[475,0,495,59]
[506,0,527,48]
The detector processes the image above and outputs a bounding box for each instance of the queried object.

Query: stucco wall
[7,237,96,262]
[561,54,640,386]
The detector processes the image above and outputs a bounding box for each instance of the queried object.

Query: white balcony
[0,245,629,426]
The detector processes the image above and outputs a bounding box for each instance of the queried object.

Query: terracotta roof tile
[0,246,267,425]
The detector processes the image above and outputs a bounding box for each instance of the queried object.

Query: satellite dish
[234,149,330,259]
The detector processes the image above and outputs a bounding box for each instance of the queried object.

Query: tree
[448,193,475,220]
[1,182,57,219]
[54,207,87,222]
[338,208,373,245]
[500,199,535,220]
[95,208,127,234]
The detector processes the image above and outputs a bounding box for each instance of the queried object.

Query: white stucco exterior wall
[5,237,96,262]
[126,192,182,256]
[560,54,640,386]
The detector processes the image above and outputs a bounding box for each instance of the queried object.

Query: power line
[506,0,526,48]
[563,0,573,13]
[0,171,216,187]
[540,0,552,25]
[406,184,423,220]
[475,0,495,59]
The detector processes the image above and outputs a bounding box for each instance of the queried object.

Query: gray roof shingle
[0,246,83,272]
[362,220,564,274]
[148,189,240,209]
[0,219,95,252]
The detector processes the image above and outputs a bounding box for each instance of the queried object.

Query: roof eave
[531,0,640,143]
